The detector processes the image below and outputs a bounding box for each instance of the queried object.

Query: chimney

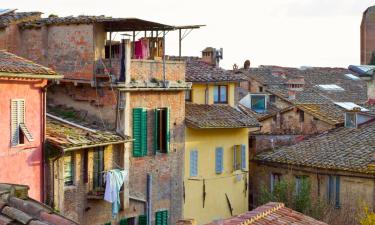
[287,76,304,99]
[367,74,375,104]
[244,60,251,70]
[202,47,223,67]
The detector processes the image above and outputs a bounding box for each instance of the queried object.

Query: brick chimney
[244,60,251,70]
[202,47,223,67]
[287,76,304,99]
[366,74,375,104]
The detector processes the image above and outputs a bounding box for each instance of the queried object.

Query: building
[0,11,199,224]
[361,5,375,65]
[252,112,375,225]
[0,183,77,225]
[0,50,62,201]
[45,107,131,225]
[181,51,260,224]
[205,202,328,225]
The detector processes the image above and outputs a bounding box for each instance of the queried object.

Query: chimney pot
[244,60,251,70]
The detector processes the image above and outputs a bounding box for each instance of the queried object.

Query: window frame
[270,173,282,193]
[154,107,170,154]
[185,90,192,102]
[213,85,228,104]
[189,150,198,177]
[93,147,105,190]
[63,152,75,186]
[233,144,246,171]
[11,99,28,147]
[344,112,357,128]
[250,94,267,113]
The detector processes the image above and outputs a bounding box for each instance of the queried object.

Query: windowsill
[214,102,228,104]
[10,144,37,150]
[64,185,77,191]
[87,191,123,200]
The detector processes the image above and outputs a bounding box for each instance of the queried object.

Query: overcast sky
[3,0,374,68]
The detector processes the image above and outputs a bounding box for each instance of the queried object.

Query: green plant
[150,77,160,83]
[358,202,375,225]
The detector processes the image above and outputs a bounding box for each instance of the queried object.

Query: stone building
[0,10,195,225]
[361,5,375,65]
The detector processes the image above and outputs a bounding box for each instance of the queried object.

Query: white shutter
[10,99,25,146]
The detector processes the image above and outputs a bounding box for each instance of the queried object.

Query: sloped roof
[255,120,375,174]
[46,115,130,151]
[0,51,62,79]
[238,103,293,121]
[0,11,41,28]
[296,104,345,125]
[185,103,260,128]
[206,202,327,225]
[172,57,247,83]
[21,15,174,31]
[0,183,77,225]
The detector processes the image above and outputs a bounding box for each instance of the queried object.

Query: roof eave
[0,72,63,80]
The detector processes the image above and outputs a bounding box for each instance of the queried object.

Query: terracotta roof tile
[0,11,41,28]
[255,120,375,174]
[0,51,61,78]
[186,103,260,128]
[206,202,327,225]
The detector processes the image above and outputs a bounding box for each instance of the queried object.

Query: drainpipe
[163,30,166,87]
[147,174,152,225]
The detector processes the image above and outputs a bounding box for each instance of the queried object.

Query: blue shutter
[241,144,246,170]
[328,175,333,203]
[190,150,198,177]
[270,173,274,193]
[335,176,340,208]
[215,147,223,174]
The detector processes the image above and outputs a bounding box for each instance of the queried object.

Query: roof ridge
[245,202,285,224]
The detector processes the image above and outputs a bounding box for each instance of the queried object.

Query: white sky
[3,0,374,69]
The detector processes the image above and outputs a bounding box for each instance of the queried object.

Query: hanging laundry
[134,41,143,59]
[104,169,126,218]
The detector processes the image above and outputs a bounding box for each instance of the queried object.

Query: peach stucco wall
[0,78,45,200]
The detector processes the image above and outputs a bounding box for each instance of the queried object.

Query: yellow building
[183,52,260,224]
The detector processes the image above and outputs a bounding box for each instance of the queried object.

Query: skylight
[317,84,344,91]
[334,102,369,112]
[344,73,360,80]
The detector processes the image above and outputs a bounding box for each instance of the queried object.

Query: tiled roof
[185,103,260,128]
[0,183,77,225]
[0,11,41,28]
[206,202,327,225]
[255,120,375,174]
[296,103,345,125]
[238,103,293,121]
[46,115,130,151]
[0,51,62,79]
[171,57,247,83]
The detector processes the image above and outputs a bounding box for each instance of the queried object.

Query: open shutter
[190,150,198,177]
[133,108,147,157]
[241,144,246,170]
[162,210,168,225]
[19,123,34,142]
[138,215,147,225]
[215,147,223,174]
[153,109,159,154]
[165,107,170,153]
[335,176,340,208]
[155,211,162,225]
[11,100,19,146]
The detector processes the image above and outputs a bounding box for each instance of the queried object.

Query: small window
[93,147,105,190]
[269,95,276,103]
[233,145,246,171]
[11,99,33,146]
[154,108,170,153]
[185,90,192,102]
[295,176,308,194]
[250,95,266,113]
[345,112,356,128]
[213,85,228,104]
[327,175,340,208]
[259,86,263,92]
[64,153,74,186]
[190,150,198,177]
[270,173,281,192]
[155,210,168,225]
[299,110,304,122]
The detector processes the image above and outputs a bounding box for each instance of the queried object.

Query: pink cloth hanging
[134,40,143,59]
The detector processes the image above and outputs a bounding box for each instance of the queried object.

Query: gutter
[0,72,64,80]
[62,140,133,152]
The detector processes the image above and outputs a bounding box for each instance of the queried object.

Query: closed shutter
[241,144,246,170]
[133,108,147,157]
[215,147,223,174]
[190,150,198,177]
[138,215,147,225]
[233,145,237,171]
[11,99,25,146]
[335,176,340,208]
[153,108,159,154]
[165,107,170,153]
[328,175,333,203]
[119,218,128,225]
[155,210,168,225]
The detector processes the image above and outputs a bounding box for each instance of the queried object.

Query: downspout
[163,30,166,87]
[147,174,152,225]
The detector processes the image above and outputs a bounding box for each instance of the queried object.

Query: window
[259,86,263,92]
[64,153,74,186]
[250,95,266,113]
[317,84,344,91]
[154,108,170,153]
[133,108,148,157]
[269,95,276,103]
[270,173,281,192]
[345,112,356,128]
[233,145,246,171]
[327,175,340,208]
[138,215,147,225]
[190,150,198,177]
[213,85,228,103]
[11,99,33,146]
[215,147,224,174]
[155,210,168,225]
[93,147,105,190]
[295,176,308,194]
[119,217,136,225]
[185,90,192,102]
[299,110,304,122]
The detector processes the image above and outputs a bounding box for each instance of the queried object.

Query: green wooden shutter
[155,210,168,225]
[119,218,128,225]
[133,108,147,157]
[165,107,170,153]
[138,215,147,225]
[154,108,159,154]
